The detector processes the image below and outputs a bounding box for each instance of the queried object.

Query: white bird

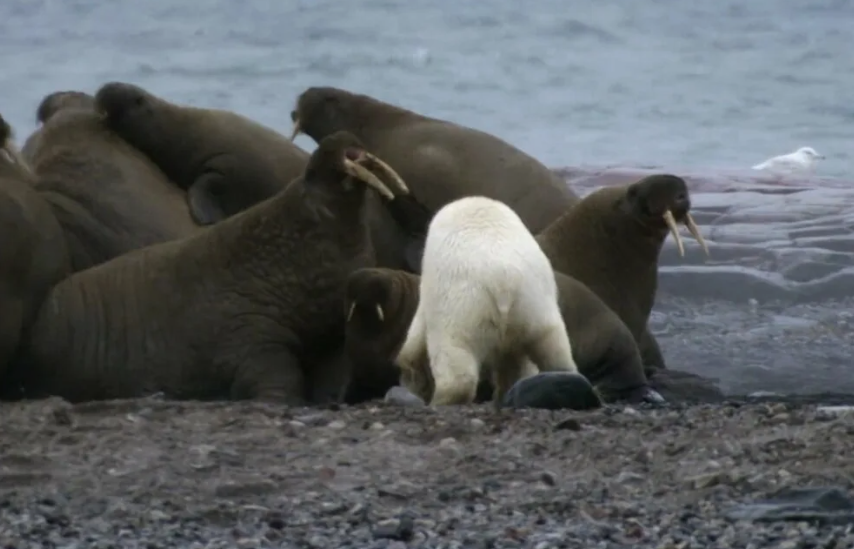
[751,146,825,175]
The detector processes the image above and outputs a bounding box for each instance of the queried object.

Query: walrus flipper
[230,348,306,404]
[187,173,228,225]
[638,328,667,373]
[306,350,353,405]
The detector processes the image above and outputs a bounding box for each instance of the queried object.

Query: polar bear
[395,195,583,407]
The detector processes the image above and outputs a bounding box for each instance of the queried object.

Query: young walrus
[11,131,408,404]
[344,267,649,407]
[289,86,579,271]
[536,174,709,369]
[94,81,310,226]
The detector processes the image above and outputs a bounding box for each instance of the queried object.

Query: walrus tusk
[662,210,685,257]
[362,152,409,195]
[347,302,355,322]
[289,120,301,141]
[343,159,395,200]
[684,213,709,256]
[376,304,384,322]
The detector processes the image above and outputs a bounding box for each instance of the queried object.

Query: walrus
[94,82,311,226]
[289,86,579,272]
[0,115,70,382]
[22,90,97,163]
[37,90,96,125]
[345,266,650,406]
[536,174,709,373]
[10,131,408,404]
[25,107,202,271]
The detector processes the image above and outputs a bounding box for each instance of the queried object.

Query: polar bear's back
[419,196,560,347]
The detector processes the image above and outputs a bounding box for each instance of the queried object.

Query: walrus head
[0,115,31,175]
[306,131,409,201]
[290,87,407,145]
[94,82,164,132]
[35,91,95,125]
[622,174,708,257]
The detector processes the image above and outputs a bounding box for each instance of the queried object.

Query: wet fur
[396,196,577,407]
[536,175,692,371]
[13,132,382,405]
[95,82,310,226]
[291,87,579,272]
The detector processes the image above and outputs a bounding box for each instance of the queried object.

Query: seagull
[751,146,825,175]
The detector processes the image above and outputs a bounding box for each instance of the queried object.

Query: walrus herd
[0,82,710,410]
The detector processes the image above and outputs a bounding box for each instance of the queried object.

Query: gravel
[2,397,854,548]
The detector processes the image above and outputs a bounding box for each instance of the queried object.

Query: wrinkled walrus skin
[0,115,70,384]
[290,86,579,272]
[25,108,202,272]
[343,267,650,404]
[95,82,310,226]
[11,131,408,405]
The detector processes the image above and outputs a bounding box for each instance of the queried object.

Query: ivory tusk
[289,119,301,141]
[662,209,685,257]
[343,159,395,200]
[684,213,709,256]
[346,302,355,322]
[375,304,384,322]
[362,152,409,195]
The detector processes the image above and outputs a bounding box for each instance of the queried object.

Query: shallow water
[1,0,853,396]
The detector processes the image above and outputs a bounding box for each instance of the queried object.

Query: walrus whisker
[376,304,384,322]
[343,159,395,200]
[347,302,356,322]
[684,214,709,256]
[289,120,301,141]
[662,210,685,257]
[362,152,409,195]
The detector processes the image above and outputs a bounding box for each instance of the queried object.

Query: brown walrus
[37,90,96,125]
[0,115,70,382]
[289,86,579,272]
[343,267,651,405]
[94,82,311,226]
[26,107,201,271]
[22,91,97,163]
[11,131,409,404]
[536,174,709,373]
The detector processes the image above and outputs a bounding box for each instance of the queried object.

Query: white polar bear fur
[396,195,579,406]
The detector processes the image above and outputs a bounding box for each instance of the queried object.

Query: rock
[539,471,557,486]
[502,372,602,411]
[384,386,426,407]
[372,516,415,541]
[469,418,485,429]
[647,369,725,404]
[326,420,346,430]
[554,417,583,431]
[726,486,854,524]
